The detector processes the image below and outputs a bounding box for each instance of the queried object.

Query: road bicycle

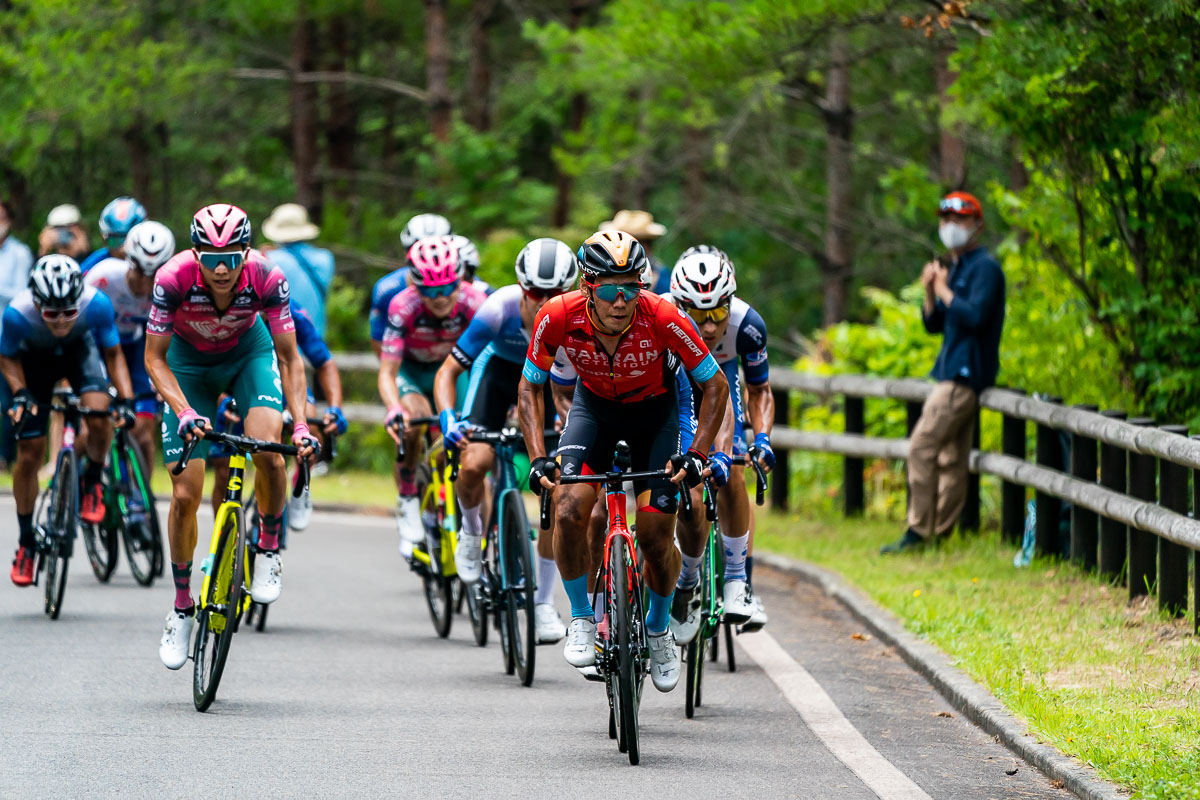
[683,475,719,719]
[540,440,694,766]
[79,412,163,586]
[171,429,308,712]
[451,427,547,686]
[24,388,110,619]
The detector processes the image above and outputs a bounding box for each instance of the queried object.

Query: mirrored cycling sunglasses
[522,287,565,302]
[938,197,980,216]
[197,250,246,271]
[417,281,460,299]
[41,306,80,323]
[589,282,641,303]
[683,304,731,324]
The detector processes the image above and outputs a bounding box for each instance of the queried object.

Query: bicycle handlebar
[172,430,310,500]
[391,415,438,460]
[537,467,695,530]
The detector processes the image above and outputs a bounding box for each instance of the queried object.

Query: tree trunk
[466,0,496,132]
[551,0,592,227]
[156,122,171,218]
[124,118,153,212]
[325,15,358,202]
[425,0,452,143]
[290,9,322,219]
[935,39,965,190]
[822,28,853,326]
[682,125,706,235]
[2,168,30,230]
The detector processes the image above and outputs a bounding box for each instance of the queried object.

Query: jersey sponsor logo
[667,321,704,358]
[563,345,659,370]
[746,349,768,366]
[257,394,281,404]
[531,313,550,358]
[744,324,764,346]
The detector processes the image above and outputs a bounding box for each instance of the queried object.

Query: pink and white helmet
[407,236,460,288]
[191,203,252,248]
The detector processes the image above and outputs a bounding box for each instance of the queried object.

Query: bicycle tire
[193,508,246,712]
[685,637,700,719]
[502,493,536,686]
[609,536,641,765]
[44,448,77,619]
[724,621,736,672]
[422,572,453,639]
[497,583,515,675]
[121,437,160,587]
[80,459,118,583]
[465,577,488,647]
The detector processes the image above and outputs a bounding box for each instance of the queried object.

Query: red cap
[938,191,982,218]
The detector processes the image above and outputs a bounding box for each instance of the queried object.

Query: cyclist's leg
[229,341,286,551]
[674,380,706,587]
[395,360,435,499]
[628,390,683,630]
[715,367,753,620]
[70,337,113,521]
[555,384,605,621]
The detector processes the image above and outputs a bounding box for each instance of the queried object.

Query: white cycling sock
[722,532,749,581]
[534,556,557,605]
[677,552,703,589]
[461,503,483,538]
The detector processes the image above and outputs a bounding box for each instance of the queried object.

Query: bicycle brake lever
[539,486,552,531]
[449,447,460,482]
[292,457,309,499]
[703,478,717,522]
[171,437,199,476]
[678,480,693,517]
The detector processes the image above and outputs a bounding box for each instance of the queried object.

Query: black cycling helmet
[577,230,647,279]
[29,255,84,310]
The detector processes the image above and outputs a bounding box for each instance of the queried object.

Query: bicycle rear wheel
[502,493,536,686]
[724,621,736,672]
[466,576,488,647]
[121,437,161,587]
[193,509,247,711]
[80,461,118,583]
[422,565,454,639]
[44,450,77,619]
[608,535,641,765]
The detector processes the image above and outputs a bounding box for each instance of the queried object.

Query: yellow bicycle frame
[200,452,252,630]
[411,440,459,575]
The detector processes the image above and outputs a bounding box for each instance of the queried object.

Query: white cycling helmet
[515,238,579,293]
[29,254,84,310]
[400,213,452,250]
[125,220,176,275]
[449,234,480,279]
[670,250,736,309]
[680,243,730,265]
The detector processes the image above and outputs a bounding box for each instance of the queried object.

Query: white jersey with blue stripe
[0,286,120,357]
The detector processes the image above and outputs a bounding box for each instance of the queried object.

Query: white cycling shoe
[647,628,681,692]
[722,578,754,624]
[159,609,194,670]
[395,495,424,547]
[287,485,312,531]
[742,592,769,632]
[669,582,701,645]
[563,618,597,667]
[250,551,283,604]
[534,603,567,644]
[454,533,483,584]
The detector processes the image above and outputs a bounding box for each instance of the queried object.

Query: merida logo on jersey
[531,313,550,355]
[667,322,704,357]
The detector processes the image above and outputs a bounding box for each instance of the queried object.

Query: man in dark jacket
[883,191,1005,554]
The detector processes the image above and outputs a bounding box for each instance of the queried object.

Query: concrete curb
[757,552,1129,800]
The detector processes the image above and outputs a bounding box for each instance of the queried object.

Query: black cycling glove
[528,456,561,496]
[112,397,137,429]
[670,448,707,488]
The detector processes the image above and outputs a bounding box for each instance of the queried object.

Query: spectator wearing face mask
[0,199,34,469]
[37,204,91,260]
[882,191,1005,554]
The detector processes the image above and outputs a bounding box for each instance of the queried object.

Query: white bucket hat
[47,204,82,227]
[262,203,320,243]
[600,209,667,240]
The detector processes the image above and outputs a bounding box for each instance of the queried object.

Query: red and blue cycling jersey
[523,290,718,402]
[147,249,294,352]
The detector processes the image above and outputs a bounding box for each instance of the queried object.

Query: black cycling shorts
[557,381,680,513]
[462,354,554,433]
[15,334,109,440]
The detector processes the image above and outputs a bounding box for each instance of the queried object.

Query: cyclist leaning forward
[517,230,729,692]
[378,235,486,550]
[146,204,317,670]
[432,237,580,644]
[3,255,135,584]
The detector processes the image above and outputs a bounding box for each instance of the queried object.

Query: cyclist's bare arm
[517,375,548,464]
[689,369,730,457]
[145,333,192,419]
[747,380,774,439]
[101,343,134,400]
[370,339,383,359]
[377,356,402,412]
[272,330,310,429]
[715,390,735,454]
[313,359,343,409]
[433,354,464,414]
[551,380,573,426]
[0,355,32,421]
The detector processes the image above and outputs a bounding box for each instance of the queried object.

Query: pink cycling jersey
[147,249,295,353]
[380,284,487,364]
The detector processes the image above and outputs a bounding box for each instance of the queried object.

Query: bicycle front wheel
[80,460,118,583]
[502,493,536,686]
[44,449,78,619]
[466,576,488,647]
[608,535,641,765]
[193,508,247,712]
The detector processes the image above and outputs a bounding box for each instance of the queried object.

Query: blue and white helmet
[400,213,452,250]
[29,255,84,310]
[125,221,176,275]
[98,196,148,239]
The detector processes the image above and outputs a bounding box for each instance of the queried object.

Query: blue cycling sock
[562,575,593,620]
[646,587,673,635]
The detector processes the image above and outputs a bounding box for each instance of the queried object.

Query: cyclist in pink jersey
[378,236,486,545]
[144,203,318,672]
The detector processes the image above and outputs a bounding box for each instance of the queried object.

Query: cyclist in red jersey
[517,230,729,693]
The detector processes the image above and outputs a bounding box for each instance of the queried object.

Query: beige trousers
[907,381,978,538]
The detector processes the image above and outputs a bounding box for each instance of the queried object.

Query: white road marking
[739,631,934,800]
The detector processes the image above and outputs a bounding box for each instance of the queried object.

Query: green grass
[756,512,1200,799]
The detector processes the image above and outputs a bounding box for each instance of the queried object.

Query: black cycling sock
[17,513,35,549]
[745,555,754,586]
[84,457,104,486]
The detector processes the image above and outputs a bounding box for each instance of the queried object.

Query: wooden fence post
[960,407,981,533]
[1035,396,1064,557]
[905,400,922,513]
[843,395,864,517]
[1098,410,1127,581]
[1127,417,1157,598]
[1192,434,1200,634]
[1070,404,1099,570]
[1000,391,1026,545]
[1158,424,1189,617]
[771,388,789,511]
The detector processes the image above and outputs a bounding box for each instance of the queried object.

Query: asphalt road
[0,498,1075,799]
